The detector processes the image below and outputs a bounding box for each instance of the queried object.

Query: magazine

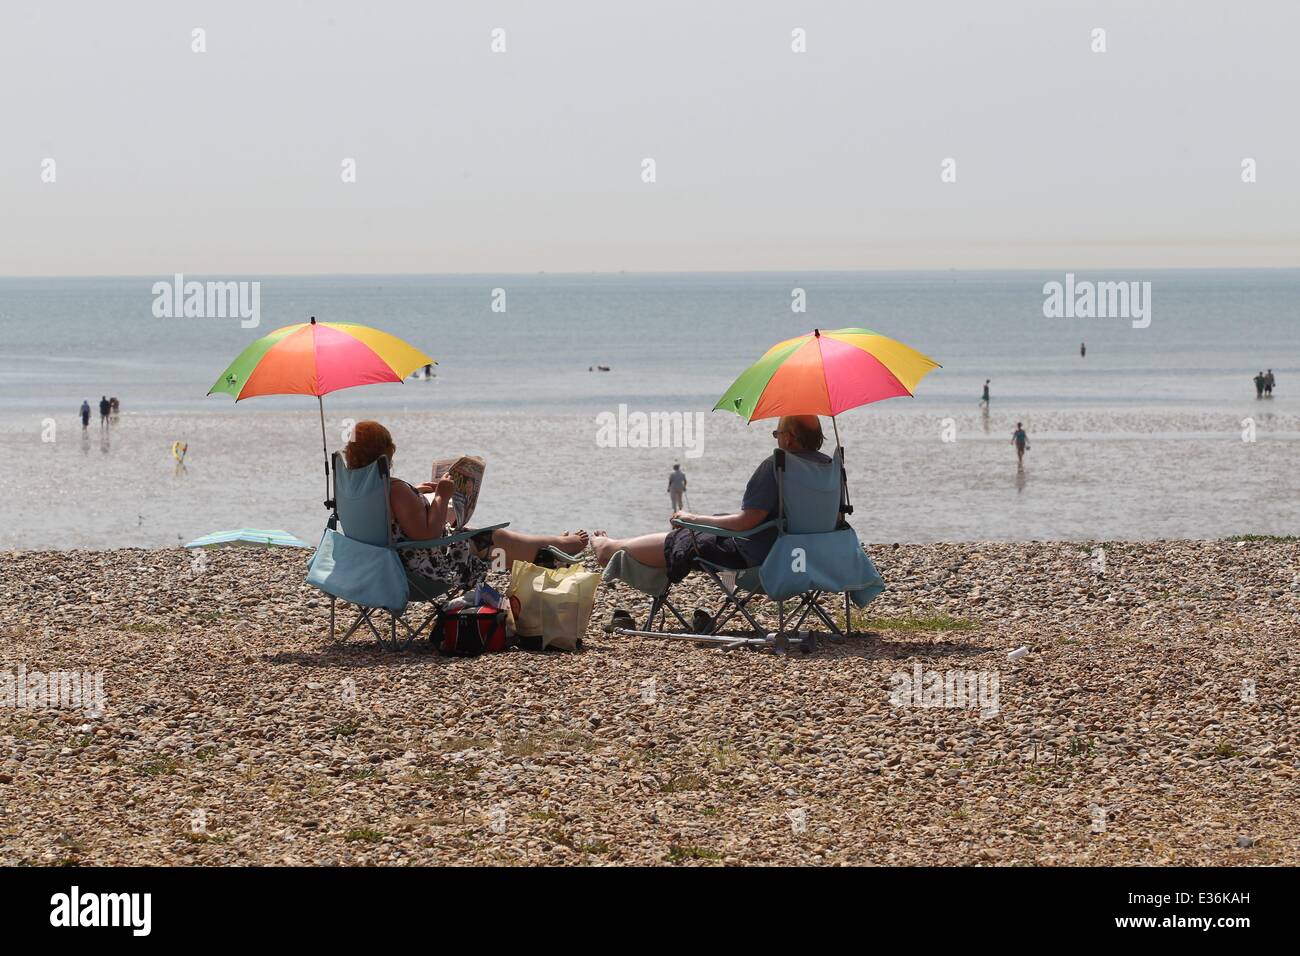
[430,455,486,528]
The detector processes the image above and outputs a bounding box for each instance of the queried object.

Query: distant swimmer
[79,399,91,430]
[1011,422,1029,467]
[1080,342,1086,358]
[423,364,433,380]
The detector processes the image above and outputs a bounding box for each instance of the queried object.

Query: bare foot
[592,535,620,567]
[556,530,589,555]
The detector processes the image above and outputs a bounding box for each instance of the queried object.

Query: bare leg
[489,528,588,567]
[592,531,669,568]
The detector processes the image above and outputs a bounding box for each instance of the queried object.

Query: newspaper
[430,455,486,528]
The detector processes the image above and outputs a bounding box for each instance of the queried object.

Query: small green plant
[137,757,180,776]
[662,772,706,793]
[857,615,977,632]
[329,720,361,738]
[1067,736,1095,758]
[668,844,722,862]
[1213,740,1240,758]
[343,828,383,843]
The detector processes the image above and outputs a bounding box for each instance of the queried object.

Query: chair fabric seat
[759,527,884,606]
[306,527,410,612]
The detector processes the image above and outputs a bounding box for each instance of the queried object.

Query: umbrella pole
[831,415,841,449]
[318,395,332,510]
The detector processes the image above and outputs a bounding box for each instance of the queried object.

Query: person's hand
[416,477,456,497]
[671,510,695,527]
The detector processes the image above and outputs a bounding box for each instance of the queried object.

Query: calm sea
[1,270,1297,549]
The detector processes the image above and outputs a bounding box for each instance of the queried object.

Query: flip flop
[605,609,635,633]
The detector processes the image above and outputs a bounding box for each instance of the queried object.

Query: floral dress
[391,519,490,591]
[389,481,490,592]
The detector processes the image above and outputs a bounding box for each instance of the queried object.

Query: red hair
[344,420,395,470]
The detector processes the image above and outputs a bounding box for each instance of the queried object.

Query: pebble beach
[2,539,1297,866]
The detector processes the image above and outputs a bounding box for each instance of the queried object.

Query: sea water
[0,270,1296,549]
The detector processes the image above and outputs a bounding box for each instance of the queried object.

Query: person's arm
[672,507,768,533]
[390,477,456,540]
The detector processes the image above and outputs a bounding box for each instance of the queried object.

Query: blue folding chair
[306,452,508,650]
[603,447,883,653]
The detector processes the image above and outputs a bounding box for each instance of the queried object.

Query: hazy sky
[2,0,1297,275]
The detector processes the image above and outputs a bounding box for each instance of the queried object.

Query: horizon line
[3,264,1300,281]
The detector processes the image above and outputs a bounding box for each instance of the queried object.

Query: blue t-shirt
[737,449,832,564]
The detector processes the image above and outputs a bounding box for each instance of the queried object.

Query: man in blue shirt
[593,415,831,582]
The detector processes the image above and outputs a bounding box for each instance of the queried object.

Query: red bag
[435,606,511,657]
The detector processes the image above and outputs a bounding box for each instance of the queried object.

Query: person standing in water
[79,399,91,430]
[1011,422,1029,466]
[98,395,111,428]
[1080,342,1086,358]
[1265,369,1275,397]
[980,379,990,407]
[667,462,687,514]
[1254,371,1265,399]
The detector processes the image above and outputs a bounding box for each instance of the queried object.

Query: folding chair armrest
[397,521,509,550]
[672,518,782,539]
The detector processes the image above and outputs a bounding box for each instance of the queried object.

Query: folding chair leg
[333,604,386,647]
[664,600,692,630]
[385,612,420,651]
[641,597,662,631]
[699,568,764,635]
[809,598,844,637]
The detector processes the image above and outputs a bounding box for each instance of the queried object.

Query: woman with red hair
[344,421,588,590]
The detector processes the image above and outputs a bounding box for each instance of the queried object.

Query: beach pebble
[2,540,1296,866]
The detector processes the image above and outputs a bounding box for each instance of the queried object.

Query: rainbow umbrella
[208,316,433,506]
[714,327,940,441]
